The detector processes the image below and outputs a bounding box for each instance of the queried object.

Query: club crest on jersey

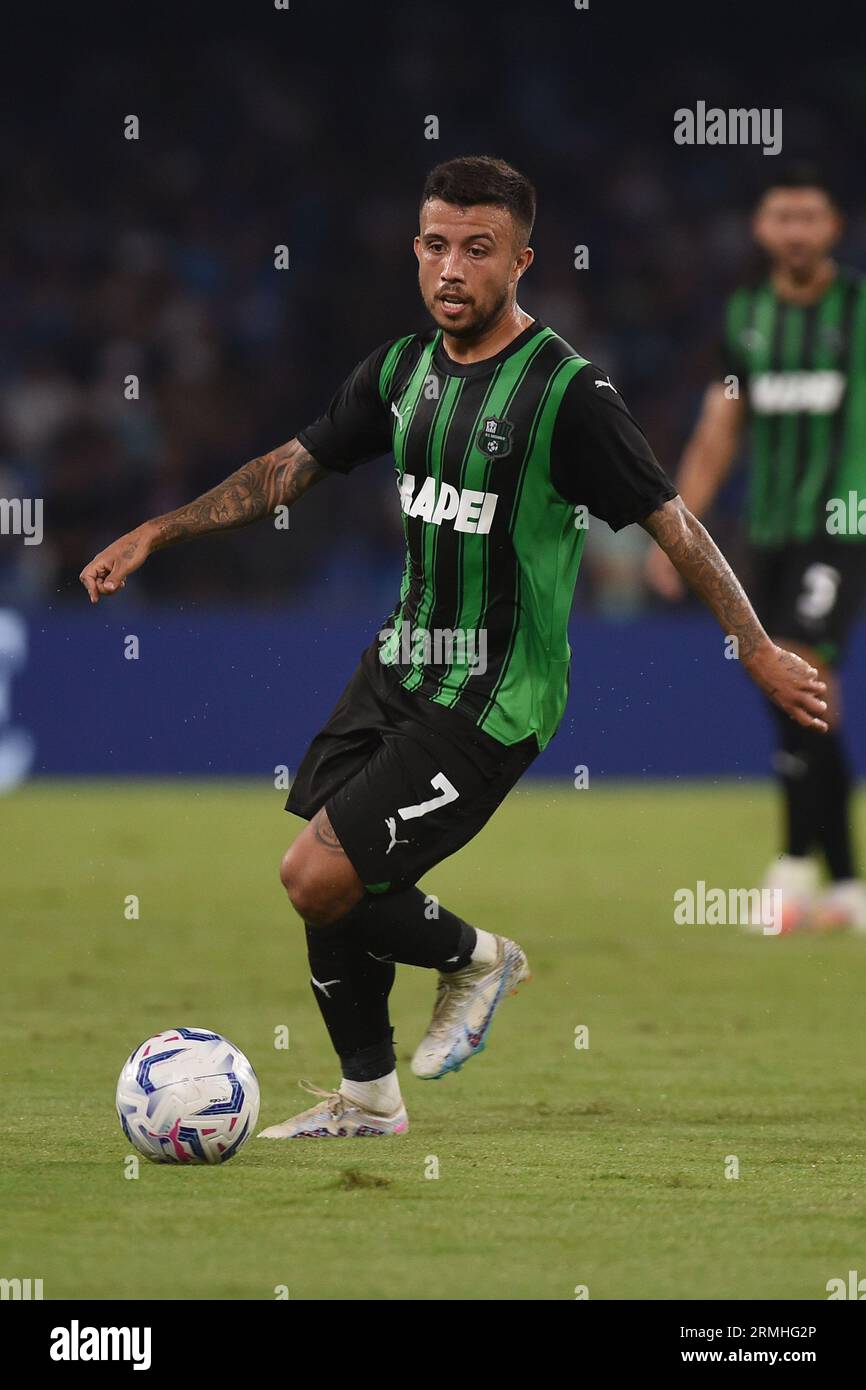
[477,416,514,458]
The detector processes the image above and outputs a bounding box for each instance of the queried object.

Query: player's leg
[259,659,416,1138]
[274,717,535,1117]
[279,791,527,1075]
[265,769,518,1137]
[755,548,865,932]
[764,642,836,928]
[311,721,537,1079]
[767,638,863,931]
[258,823,408,1139]
[263,653,537,1137]
[292,872,529,1082]
[260,799,511,1137]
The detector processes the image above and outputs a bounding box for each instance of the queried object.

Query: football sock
[771,717,814,859]
[304,890,481,1078]
[340,886,477,972]
[340,1070,402,1114]
[304,920,397,1081]
[814,730,855,881]
[769,706,856,880]
[470,926,499,965]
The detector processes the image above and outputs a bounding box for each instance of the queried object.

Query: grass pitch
[2,778,865,1301]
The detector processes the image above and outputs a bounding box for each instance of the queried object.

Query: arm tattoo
[150,439,326,549]
[312,808,346,853]
[642,497,769,662]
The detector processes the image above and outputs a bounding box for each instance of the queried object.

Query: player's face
[414,199,532,338]
[753,188,842,275]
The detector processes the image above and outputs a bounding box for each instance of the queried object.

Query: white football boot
[257,1080,408,1139]
[756,854,820,935]
[411,934,530,1080]
[811,879,866,934]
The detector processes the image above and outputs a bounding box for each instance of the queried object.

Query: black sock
[814,731,856,881]
[770,708,816,857]
[340,887,477,972]
[769,707,856,880]
[304,921,396,1081]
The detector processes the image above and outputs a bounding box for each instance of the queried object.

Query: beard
[422,281,510,339]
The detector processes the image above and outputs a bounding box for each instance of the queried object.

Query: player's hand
[645,544,686,600]
[79,525,153,604]
[744,641,828,732]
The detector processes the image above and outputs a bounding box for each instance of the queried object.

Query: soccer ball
[116,1027,260,1164]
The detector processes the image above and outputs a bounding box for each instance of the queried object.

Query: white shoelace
[297,1078,348,1118]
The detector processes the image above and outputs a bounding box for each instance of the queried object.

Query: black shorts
[285,643,539,893]
[747,541,866,666]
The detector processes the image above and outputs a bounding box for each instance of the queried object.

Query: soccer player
[81,157,827,1137]
[647,165,866,933]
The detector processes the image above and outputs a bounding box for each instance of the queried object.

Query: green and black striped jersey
[299,319,675,749]
[721,266,866,547]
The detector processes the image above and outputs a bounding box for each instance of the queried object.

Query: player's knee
[279,843,311,913]
[279,844,354,926]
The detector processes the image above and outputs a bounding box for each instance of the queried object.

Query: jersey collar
[432,318,545,378]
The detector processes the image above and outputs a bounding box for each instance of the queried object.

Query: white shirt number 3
[796,563,841,621]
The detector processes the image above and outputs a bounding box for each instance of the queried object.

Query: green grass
[2,778,866,1300]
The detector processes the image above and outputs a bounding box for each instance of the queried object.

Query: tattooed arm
[80,438,325,602]
[642,496,828,731]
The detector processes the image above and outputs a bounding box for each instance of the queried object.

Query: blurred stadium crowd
[2,10,865,616]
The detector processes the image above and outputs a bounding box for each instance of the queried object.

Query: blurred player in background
[82,157,828,1139]
[648,166,866,932]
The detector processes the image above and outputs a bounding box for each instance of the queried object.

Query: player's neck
[440,304,534,364]
[771,258,837,306]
